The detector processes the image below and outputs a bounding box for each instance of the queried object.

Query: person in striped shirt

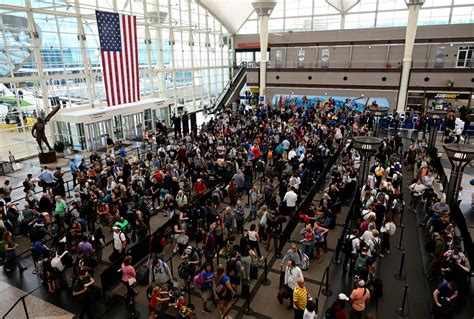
[293,277,308,319]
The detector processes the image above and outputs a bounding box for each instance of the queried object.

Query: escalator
[208,66,246,115]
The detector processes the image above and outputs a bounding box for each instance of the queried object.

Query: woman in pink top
[121,255,137,305]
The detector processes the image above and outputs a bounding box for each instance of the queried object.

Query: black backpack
[226,258,237,277]
[371,238,382,257]
[342,236,356,254]
[178,261,190,280]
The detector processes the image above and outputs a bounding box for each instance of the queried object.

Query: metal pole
[169,254,174,278]
[394,251,406,281]
[187,281,194,310]
[397,225,405,250]
[398,204,405,227]
[321,266,332,297]
[446,170,461,207]
[396,285,409,317]
[332,238,342,264]
[66,181,71,198]
[262,257,271,286]
[243,284,253,315]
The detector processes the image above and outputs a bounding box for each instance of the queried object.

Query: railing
[2,286,42,319]
[208,66,246,114]
[245,59,473,70]
[431,158,474,268]
[12,142,158,259]
[277,152,339,257]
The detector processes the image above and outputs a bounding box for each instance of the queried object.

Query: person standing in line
[348,280,370,319]
[239,232,252,285]
[408,179,425,213]
[293,278,308,319]
[247,224,263,261]
[121,255,137,306]
[69,159,78,188]
[198,263,215,315]
[1,180,12,203]
[283,187,298,217]
[72,269,96,319]
[284,258,304,311]
[106,134,114,154]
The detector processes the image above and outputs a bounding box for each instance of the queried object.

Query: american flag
[96,10,140,106]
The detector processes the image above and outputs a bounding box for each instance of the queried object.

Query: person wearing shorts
[199,263,215,314]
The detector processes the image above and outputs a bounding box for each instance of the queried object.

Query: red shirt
[194,182,206,194]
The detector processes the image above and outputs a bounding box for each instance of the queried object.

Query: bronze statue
[32,105,60,153]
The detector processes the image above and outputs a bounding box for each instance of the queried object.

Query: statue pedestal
[38,151,57,164]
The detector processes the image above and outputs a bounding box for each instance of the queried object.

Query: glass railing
[244,59,473,69]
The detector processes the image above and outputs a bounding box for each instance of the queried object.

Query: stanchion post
[332,238,342,264]
[394,251,406,281]
[321,266,333,297]
[397,225,405,250]
[169,254,174,278]
[262,257,271,286]
[396,285,409,317]
[187,281,194,310]
[398,205,405,227]
[66,181,71,198]
[243,284,253,315]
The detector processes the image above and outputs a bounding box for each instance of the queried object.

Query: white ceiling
[326,0,361,13]
[197,0,255,34]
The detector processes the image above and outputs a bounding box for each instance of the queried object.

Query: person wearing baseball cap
[349,280,370,319]
[325,293,349,319]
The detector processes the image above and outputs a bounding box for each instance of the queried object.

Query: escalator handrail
[209,67,246,113]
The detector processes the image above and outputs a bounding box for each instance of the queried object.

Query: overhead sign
[237,42,270,49]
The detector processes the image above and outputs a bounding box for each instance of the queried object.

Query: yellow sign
[249,87,259,93]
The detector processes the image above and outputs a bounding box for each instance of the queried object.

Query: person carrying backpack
[342,229,360,275]
[367,230,382,258]
[354,247,370,280]
[226,251,242,299]
[148,258,172,291]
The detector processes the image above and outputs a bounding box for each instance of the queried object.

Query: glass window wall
[0,0,232,160]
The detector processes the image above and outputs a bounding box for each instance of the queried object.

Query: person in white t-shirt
[409,179,425,213]
[283,187,298,216]
[303,298,317,319]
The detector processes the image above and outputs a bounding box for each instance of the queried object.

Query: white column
[258,13,269,104]
[396,3,422,113]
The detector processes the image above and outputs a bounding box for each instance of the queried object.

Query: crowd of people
[0,98,471,319]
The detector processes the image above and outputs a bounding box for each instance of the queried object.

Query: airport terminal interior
[0,0,473,318]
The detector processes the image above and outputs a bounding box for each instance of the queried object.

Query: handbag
[124,270,137,287]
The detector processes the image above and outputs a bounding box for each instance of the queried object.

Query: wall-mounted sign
[237,42,271,49]
[298,48,305,62]
[321,49,330,67]
[89,112,106,120]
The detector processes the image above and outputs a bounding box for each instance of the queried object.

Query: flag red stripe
[100,51,111,106]
[113,52,120,105]
[107,52,115,106]
[122,15,129,104]
[133,15,139,101]
[129,15,135,102]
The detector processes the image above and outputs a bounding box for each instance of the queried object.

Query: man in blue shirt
[69,159,78,188]
[433,281,458,318]
[38,166,56,192]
